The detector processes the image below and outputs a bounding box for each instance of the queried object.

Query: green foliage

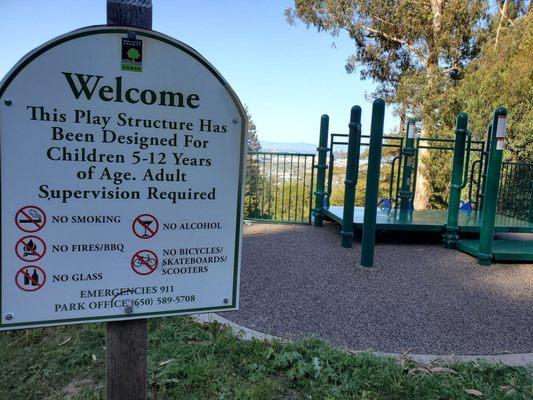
[1,317,532,399]
[286,0,489,125]
[244,106,263,218]
[455,12,533,161]
[287,1,531,208]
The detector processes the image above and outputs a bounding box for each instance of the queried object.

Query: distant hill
[259,141,317,154]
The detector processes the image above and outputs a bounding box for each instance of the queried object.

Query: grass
[0,316,531,399]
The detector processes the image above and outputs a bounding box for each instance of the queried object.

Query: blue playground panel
[323,206,533,233]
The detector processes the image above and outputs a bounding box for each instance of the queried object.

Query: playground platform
[225,222,533,355]
[323,206,533,233]
[457,237,533,262]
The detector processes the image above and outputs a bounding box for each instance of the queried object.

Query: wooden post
[107,0,152,29]
[106,2,151,399]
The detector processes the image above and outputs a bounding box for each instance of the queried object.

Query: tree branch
[360,25,428,63]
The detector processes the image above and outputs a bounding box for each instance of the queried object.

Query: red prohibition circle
[131,250,158,275]
[132,213,159,239]
[15,265,47,292]
[15,205,47,233]
[15,235,47,262]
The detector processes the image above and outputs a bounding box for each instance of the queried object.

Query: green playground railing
[244,151,316,224]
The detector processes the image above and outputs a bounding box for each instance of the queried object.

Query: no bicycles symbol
[15,266,46,292]
[132,214,159,239]
[16,235,47,262]
[15,206,46,233]
[131,250,158,275]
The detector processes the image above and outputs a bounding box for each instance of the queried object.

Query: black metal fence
[497,162,533,222]
[244,152,316,223]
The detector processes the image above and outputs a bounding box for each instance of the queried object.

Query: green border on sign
[0,26,247,330]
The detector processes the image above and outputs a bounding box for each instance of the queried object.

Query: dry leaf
[498,385,515,394]
[408,367,429,375]
[91,354,97,362]
[58,337,71,346]
[429,367,457,374]
[464,388,483,397]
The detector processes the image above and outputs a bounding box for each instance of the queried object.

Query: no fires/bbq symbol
[132,214,159,239]
[15,266,46,292]
[131,250,158,275]
[16,235,47,262]
[15,206,46,233]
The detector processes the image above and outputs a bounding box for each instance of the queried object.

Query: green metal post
[361,99,385,267]
[341,106,362,248]
[478,107,507,266]
[313,115,329,227]
[399,119,416,210]
[444,112,469,248]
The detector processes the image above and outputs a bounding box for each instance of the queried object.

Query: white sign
[407,122,416,139]
[496,115,507,150]
[0,27,246,330]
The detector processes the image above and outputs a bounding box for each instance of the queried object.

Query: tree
[455,8,532,161]
[246,106,261,153]
[286,0,489,132]
[244,106,263,218]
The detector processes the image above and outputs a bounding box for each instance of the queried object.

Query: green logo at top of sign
[121,37,142,72]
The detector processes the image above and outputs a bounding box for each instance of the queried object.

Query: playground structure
[243,99,532,266]
[312,100,533,266]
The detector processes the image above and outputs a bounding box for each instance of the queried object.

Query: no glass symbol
[15,266,46,292]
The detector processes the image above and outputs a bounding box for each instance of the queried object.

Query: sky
[0,0,397,144]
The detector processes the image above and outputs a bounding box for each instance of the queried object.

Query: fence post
[399,119,416,210]
[341,106,362,248]
[444,112,469,248]
[314,115,329,227]
[478,107,507,266]
[361,99,385,267]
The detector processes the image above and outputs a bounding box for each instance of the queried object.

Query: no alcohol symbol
[15,266,46,292]
[131,250,158,275]
[16,235,47,262]
[132,214,159,239]
[15,206,46,233]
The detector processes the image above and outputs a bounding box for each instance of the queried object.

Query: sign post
[0,0,246,398]
[106,3,151,398]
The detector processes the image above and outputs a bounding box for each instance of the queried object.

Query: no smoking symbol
[16,235,47,262]
[132,214,159,239]
[15,266,46,292]
[15,206,46,233]
[131,250,158,275]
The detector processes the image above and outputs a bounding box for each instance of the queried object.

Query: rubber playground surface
[224,222,533,355]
